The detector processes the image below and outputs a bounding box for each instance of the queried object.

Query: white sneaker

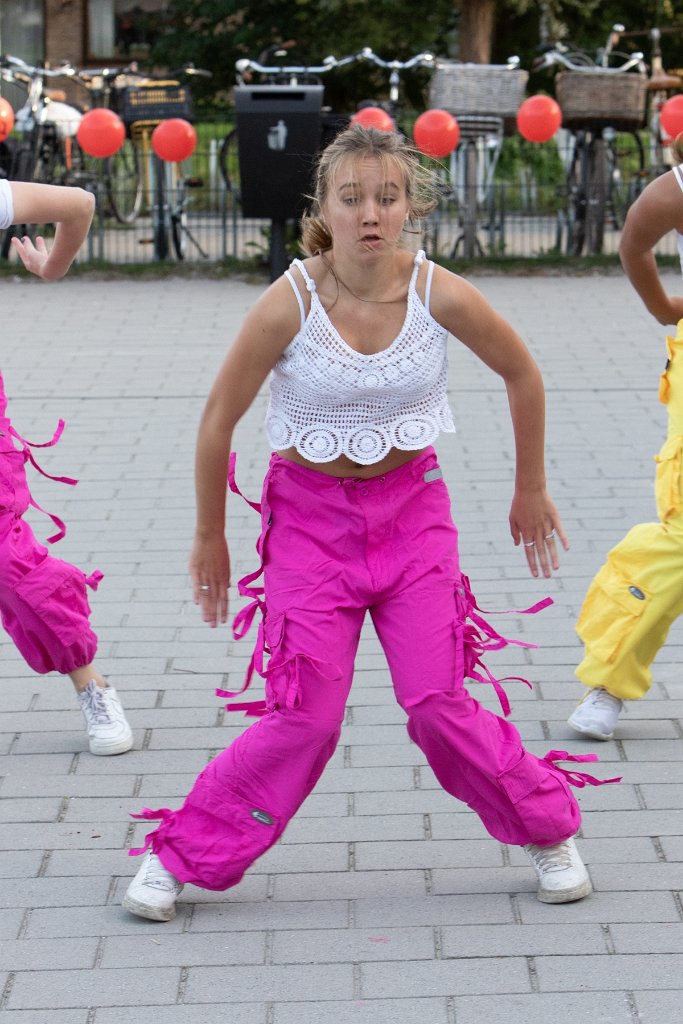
[568,687,623,740]
[77,680,134,755]
[524,836,593,903]
[122,851,184,921]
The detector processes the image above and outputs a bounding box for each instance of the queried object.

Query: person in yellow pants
[569,157,683,740]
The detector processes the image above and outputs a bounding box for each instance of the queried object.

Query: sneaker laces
[143,854,180,892]
[585,689,621,710]
[525,841,573,874]
[79,682,115,724]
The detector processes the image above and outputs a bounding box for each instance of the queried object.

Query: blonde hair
[300,123,439,256]
[674,131,683,165]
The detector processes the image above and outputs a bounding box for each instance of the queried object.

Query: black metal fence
[7,129,680,268]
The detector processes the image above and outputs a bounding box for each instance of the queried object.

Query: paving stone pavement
[1,266,682,1022]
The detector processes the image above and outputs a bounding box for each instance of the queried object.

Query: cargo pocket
[0,435,29,517]
[15,558,92,646]
[263,612,302,712]
[183,767,282,888]
[497,752,561,841]
[576,561,648,664]
[654,435,683,522]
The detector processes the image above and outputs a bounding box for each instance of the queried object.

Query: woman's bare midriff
[276,445,427,479]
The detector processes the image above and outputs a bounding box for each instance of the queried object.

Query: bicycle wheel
[105,139,143,223]
[606,130,645,231]
[584,137,607,256]
[218,128,241,209]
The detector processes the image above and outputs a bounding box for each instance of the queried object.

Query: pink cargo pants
[0,371,100,674]
[133,449,609,891]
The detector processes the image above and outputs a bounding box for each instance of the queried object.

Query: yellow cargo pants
[575,320,683,700]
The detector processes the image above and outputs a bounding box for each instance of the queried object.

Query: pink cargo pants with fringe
[132,448,610,891]
[0,371,100,674]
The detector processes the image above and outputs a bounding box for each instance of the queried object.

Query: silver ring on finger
[199,584,211,592]
[544,530,556,541]
[524,540,536,548]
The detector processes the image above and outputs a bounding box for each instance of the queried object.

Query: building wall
[45,0,86,64]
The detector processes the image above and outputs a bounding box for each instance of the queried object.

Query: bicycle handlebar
[357,48,435,71]
[533,47,645,74]
[0,54,78,81]
[235,48,440,82]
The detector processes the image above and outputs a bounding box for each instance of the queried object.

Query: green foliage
[151,1,683,115]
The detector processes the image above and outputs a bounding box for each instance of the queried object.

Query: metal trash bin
[234,84,324,221]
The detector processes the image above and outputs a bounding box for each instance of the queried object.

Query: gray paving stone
[535,952,683,991]
[6,967,182,1008]
[360,956,530,997]
[273,998,450,1024]
[184,963,353,1002]
[100,930,266,968]
[0,937,99,970]
[450,992,636,1024]
[94,1007,267,1024]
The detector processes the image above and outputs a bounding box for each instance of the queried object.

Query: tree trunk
[458,0,496,63]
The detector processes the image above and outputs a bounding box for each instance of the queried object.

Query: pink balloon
[350,106,395,132]
[151,118,197,162]
[661,95,683,141]
[413,109,460,158]
[517,95,562,143]
[76,108,125,158]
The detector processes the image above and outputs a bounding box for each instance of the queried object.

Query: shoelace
[81,684,114,724]
[586,689,621,710]
[526,842,573,874]
[143,855,180,892]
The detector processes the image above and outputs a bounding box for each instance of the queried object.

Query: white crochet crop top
[265,249,456,465]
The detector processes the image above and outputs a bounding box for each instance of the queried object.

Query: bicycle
[0,54,99,256]
[534,29,647,256]
[117,64,210,261]
[603,25,682,179]
[71,61,148,223]
[427,55,528,259]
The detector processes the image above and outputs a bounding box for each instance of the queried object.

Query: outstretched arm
[8,181,95,280]
[619,170,683,325]
[430,266,569,579]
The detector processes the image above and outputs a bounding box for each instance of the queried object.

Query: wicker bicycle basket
[429,63,529,134]
[555,70,646,131]
[116,82,193,126]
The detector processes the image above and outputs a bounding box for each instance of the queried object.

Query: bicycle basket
[428,63,529,134]
[555,70,647,131]
[117,82,193,126]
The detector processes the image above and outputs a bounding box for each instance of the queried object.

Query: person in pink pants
[124,124,615,921]
[0,179,132,756]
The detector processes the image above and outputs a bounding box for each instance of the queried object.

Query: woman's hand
[10,234,53,279]
[509,489,569,578]
[189,533,231,628]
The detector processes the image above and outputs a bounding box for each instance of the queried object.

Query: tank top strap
[673,165,683,194]
[411,249,436,313]
[284,259,318,330]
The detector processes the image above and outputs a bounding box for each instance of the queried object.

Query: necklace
[319,251,407,305]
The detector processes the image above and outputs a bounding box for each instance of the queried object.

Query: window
[0,0,44,64]
[88,0,169,61]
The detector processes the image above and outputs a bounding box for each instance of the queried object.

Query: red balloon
[151,118,197,162]
[0,97,14,142]
[661,95,683,141]
[350,106,395,132]
[76,107,125,158]
[517,95,562,143]
[413,108,460,158]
